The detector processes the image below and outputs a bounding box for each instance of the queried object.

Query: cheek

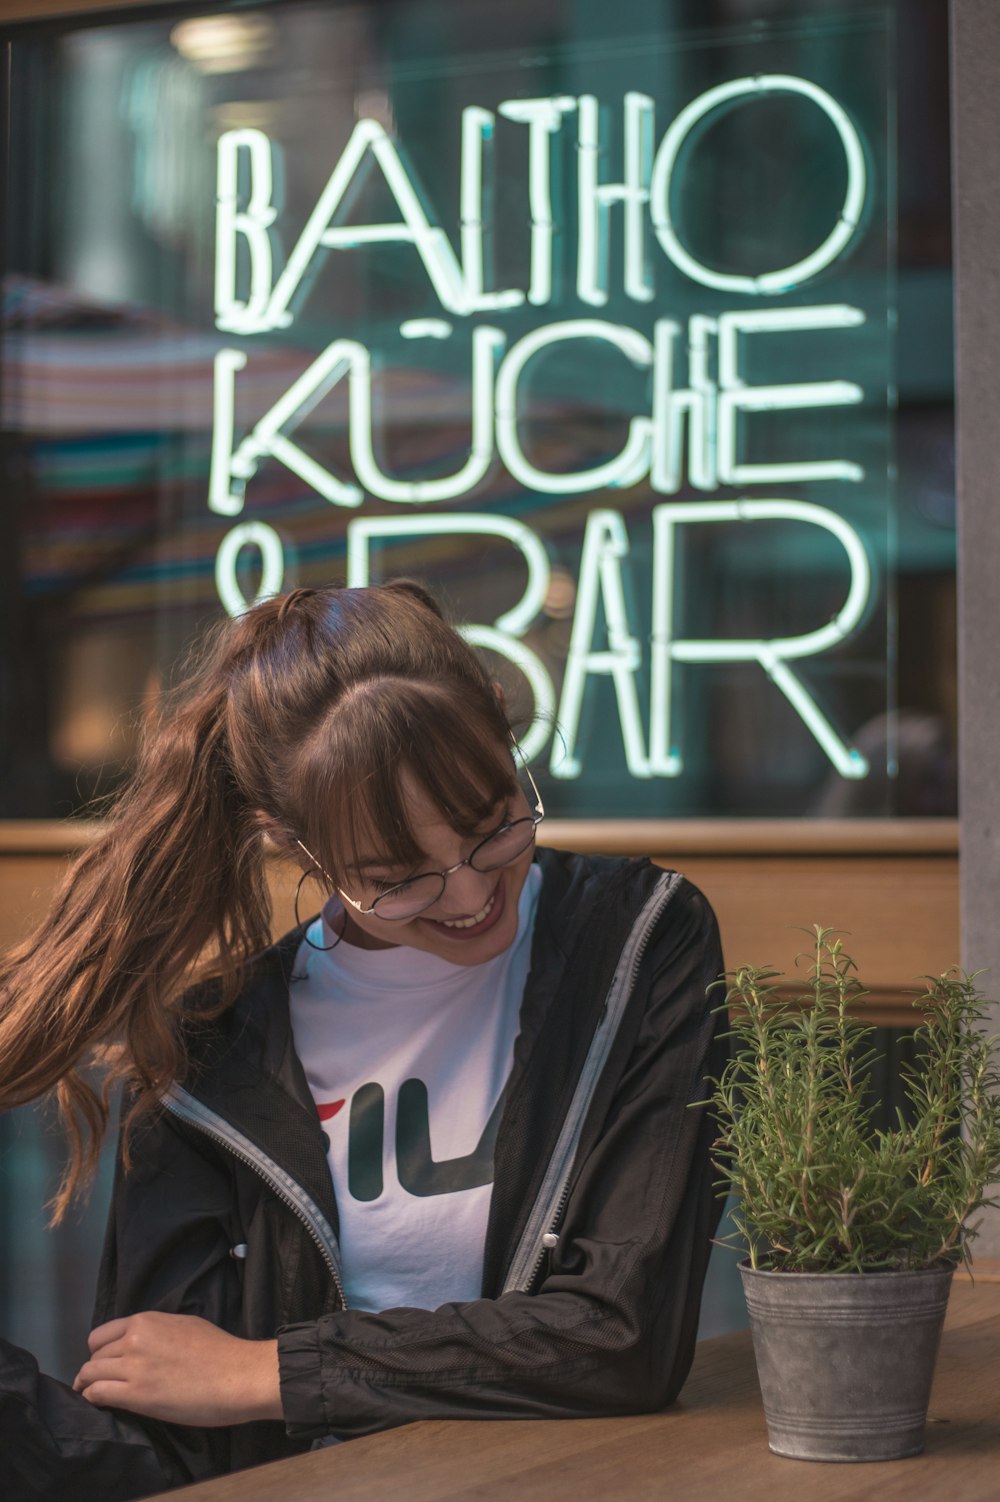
[340,907,409,953]
[490,854,532,926]
[507,847,535,890]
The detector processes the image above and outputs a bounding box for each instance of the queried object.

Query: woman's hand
[72,1312,282,1426]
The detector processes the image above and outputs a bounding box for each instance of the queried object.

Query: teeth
[441,893,495,930]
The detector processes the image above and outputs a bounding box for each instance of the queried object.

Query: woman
[0,581,725,1501]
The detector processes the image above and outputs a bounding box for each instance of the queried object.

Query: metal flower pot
[739,1260,955,1462]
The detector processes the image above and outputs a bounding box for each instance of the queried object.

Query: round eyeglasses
[294,759,544,922]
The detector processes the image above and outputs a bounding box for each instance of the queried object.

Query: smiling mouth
[440,892,495,929]
[427,885,504,937]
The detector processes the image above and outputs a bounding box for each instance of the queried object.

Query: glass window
[0,0,953,823]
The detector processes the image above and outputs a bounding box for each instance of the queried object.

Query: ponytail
[0,667,271,1221]
[0,579,514,1218]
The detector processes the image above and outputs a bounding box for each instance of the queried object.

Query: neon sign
[209,74,884,784]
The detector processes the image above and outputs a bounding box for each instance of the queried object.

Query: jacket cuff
[277,1322,329,1435]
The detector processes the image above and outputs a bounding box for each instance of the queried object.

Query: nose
[436,859,495,917]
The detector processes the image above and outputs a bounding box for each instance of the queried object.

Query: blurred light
[171,15,276,75]
[543,567,577,620]
[355,89,395,130]
[211,101,284,132]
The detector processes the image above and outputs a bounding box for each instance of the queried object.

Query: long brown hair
[0,581,515,1218]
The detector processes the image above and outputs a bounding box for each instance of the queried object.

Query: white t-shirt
[288,864,541,1312]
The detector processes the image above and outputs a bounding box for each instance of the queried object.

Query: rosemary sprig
[706,928,1000,1273]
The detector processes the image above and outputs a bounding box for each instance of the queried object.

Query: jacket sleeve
[0,1109,240,1501]
[0,1338,186,1502]
[277,878,727,1439]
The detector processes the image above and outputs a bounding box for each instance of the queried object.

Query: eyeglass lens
[371,817,539,920]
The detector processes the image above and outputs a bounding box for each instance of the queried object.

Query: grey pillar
[953,0,1000,1255]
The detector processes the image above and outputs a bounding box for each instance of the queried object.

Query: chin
[439,924,516,967]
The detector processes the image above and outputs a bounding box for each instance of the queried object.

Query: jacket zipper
[500,871,684,1296]
[161,1082,348,1310]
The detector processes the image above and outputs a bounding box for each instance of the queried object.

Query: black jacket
[0,850,726,1501]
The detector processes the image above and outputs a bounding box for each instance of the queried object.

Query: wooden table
[154,1280,1000,1501]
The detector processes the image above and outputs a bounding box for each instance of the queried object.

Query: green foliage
[708,929,1000,1273]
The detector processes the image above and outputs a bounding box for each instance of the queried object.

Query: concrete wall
[953,0,1000,1256]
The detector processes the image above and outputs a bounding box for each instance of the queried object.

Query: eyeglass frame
[293,754,545,922]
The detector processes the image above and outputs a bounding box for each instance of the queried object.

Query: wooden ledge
[0,0,160,21]
[0,818,960,859]
[543,819,959,857]
[956,1257,1000,1284]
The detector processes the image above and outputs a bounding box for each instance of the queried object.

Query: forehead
[344,758,510,874]
[385,769,494,856]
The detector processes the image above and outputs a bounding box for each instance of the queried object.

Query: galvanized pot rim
[738,1257,958,1283]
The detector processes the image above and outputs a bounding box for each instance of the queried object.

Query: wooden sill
[0,820,960,1029]
[0,818,960,858]
[957,1257,1000,1283]
[0,0,160,21]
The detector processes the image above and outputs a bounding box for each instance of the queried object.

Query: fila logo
[318,1080,503,1202]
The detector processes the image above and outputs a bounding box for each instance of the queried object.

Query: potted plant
[708,928,1000,1463]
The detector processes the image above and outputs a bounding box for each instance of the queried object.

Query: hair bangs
[293,677,516,884]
